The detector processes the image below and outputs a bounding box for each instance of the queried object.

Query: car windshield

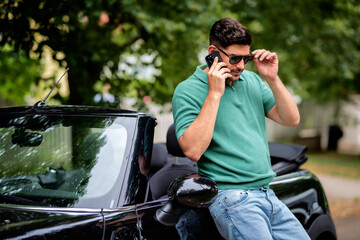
[0,114,134,208]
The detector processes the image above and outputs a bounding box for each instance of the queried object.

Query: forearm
[267,76,300,127]
[178,94,221,161]
[252,49,300,127]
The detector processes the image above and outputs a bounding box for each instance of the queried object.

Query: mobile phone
[205,51,223,68]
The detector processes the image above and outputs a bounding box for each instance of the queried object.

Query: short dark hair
[209,18,252,48]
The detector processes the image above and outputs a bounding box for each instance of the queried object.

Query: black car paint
[0,106,336,239]
[0,206,104,239]
[0,171,334,240]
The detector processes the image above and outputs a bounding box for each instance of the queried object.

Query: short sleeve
[258,75,276,115]
[172,81,205,140]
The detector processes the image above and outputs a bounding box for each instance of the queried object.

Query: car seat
[269,142,308,175]
[149,124,197,200]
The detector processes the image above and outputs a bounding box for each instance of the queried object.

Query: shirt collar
[195,64,245,84]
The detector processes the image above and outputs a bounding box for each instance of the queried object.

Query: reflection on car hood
[0,204,103,239]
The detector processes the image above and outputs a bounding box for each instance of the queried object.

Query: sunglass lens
[230,56,242,64]
[244,55,254,64]
[230,55,254,64]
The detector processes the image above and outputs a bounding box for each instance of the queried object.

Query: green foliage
[227,0,360,102]
[0,0,223,106]
[0,45,41,105]
[305,152,360,179]
[0,0,359,106]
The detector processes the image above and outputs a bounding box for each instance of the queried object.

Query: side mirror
[155,173,218,226]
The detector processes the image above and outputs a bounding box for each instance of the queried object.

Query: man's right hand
[207,57,231,100]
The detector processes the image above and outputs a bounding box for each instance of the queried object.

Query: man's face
[217,44,251,81]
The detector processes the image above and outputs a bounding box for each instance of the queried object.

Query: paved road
[316,174,360,240]
[317,174,360,201]
[334,217,360,240]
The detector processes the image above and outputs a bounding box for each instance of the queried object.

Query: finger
[266,52,277,60]
[218,67,231,75]
[259,51,272,62]
[252,49,266,59]
[216,62,228,71]
[209,57,219,72]
[260,52,277,64]
[222,73,233,80]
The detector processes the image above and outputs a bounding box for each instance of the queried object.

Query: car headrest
[268,142,308,163]
[166,124,185,157]
[150,143,169,174]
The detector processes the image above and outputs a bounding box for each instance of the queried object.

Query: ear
[208,45,217,54]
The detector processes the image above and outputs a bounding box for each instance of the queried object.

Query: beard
[228,68,244,81]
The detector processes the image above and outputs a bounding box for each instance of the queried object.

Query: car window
[0,114,132,208]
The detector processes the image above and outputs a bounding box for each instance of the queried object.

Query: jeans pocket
[222,190,249,210]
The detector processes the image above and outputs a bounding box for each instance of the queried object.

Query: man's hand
[252,49,279,82]
[252,49,300,127]
[207,57,231,100]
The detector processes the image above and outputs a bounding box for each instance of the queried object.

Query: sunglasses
[215,46,254,65]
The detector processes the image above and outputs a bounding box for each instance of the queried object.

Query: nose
[235,59,246,69]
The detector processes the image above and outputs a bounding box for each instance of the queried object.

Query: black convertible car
[0,104,336,239]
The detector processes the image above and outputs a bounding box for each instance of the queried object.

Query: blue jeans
[176,188,310,240]
[208,188,310,240]
[176,208,224,240]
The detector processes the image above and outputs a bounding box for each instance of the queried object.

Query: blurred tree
[0,44,42,105]
[0,0,359,106]
[227,0,360,102]
[0,0,224,106]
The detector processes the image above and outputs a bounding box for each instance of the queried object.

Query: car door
[102,200,179,240]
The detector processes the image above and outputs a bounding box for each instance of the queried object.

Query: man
[172,18,310,239]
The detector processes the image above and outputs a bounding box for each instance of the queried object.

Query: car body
[0,104,336,239]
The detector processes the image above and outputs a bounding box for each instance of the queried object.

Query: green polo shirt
[172,64,277,189]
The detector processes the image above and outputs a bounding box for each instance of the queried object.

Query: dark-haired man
[172,18,310,239]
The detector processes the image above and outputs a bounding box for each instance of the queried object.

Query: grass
[303,151,360,179]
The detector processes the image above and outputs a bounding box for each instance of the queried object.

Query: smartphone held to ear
[205,51,233,82]
[205,51,223,68]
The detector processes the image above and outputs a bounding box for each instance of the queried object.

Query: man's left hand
[252,49,278,82]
